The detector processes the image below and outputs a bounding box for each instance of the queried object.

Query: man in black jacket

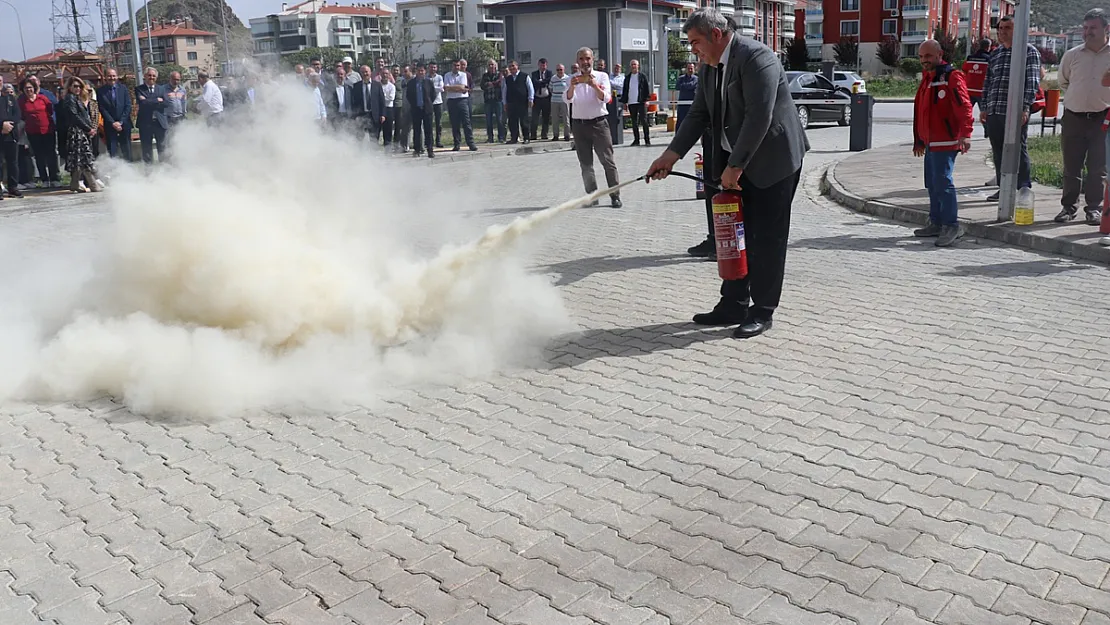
[0,87,21,199]
[406,64,436,158]
[351,65,387,143]
[530,58,553,140]
[620,59,652,145]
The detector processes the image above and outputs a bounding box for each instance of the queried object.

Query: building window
[518,50,532,64]
[840,20,859,36]
[189,66,199,75]
[337,35,354,47]
[280,21,300,33]
[187,51,198,60]
[883,19,897,34]
[884,0,898,8]
[841,0,859,11]
[186,36,196,46]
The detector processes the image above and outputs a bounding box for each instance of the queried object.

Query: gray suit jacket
[668,34,809,188]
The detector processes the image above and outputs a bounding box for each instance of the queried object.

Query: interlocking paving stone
[3,123,1110,624]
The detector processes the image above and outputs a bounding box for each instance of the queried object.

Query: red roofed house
[104,17,219,77]
[249,1,395,64]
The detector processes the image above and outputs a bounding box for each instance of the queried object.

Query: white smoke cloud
[0,77,574,419]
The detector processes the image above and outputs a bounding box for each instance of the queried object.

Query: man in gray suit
[647,8,809,339]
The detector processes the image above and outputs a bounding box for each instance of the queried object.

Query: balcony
[805,32,823,40]
[739,0,756,11]
[436,12,457,23]
[783,24,795,34]
[901,29,928,41]
[901,3,928,17]
[782,13,795,23]
[805,8,822,22]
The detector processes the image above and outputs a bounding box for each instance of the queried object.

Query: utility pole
[70,0,85,48]
[0,0,27,60]
[144,0,153,64]
[219,0,231,75]
[648,0,655,91]
[454,0,461,43]
[997,0,1029,222]
[127,0,142,77]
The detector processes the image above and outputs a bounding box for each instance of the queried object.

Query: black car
[785,71,852,128]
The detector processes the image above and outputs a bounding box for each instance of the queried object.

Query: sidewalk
[823,138,1110,264]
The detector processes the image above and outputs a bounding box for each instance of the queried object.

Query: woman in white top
[381,70,396,148]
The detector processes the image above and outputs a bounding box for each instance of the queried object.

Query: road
[2,122,1109,625]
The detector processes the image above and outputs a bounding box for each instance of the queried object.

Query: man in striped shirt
[980,16,1040,202]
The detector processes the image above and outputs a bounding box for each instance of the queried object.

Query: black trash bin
[849,93,874,152]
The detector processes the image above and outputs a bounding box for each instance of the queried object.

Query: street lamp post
[997,0,1029,222]
[0,0,27,61]
[127,0,143,77]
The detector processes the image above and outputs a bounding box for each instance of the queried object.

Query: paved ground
[826,139,1110,264]
[2,121,1110,625]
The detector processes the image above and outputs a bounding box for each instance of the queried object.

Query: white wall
[512,9,598,73]
[821,41,883,77]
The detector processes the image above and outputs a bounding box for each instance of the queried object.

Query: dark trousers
[1061,109,1108,210]
[0,140,17,189]
[572,116,620,198]
[607,100,622,144]
[447,98,474,148]
[701,133,716,240]
[361,115,382,143]
[506,102,530,142]
[677,105,691,129]
[485,101,504,142]
[412,109,434,153]
[986,114,1030,189]
[394,107,410,149]
[628,103,650,143]
[27,133,60,182]
[139,124,167,164]
[530,97,551,139]
[17,146,33,184]
[711,150,800,321]
[104,125,132,160]
[433,103,443,146]
[382,109,394,147]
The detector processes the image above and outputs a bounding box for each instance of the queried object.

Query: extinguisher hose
[665,170,722,190]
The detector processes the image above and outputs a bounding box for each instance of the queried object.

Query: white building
[250,0,396,64]
[395,0,506,61]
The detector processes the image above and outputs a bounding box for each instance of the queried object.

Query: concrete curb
[821,158,1110,265]
[874,98,914,103]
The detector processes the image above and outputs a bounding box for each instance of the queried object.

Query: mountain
[1031,0,1091,35]
[116,0,252,63]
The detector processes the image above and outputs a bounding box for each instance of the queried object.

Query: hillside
[116,0,252,63]
[1031,0,1092,34]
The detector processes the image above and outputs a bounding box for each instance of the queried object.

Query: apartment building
[105,18,219,77]
[250,0,394,64]
[394,0,506,61]
[797,0,1012,75]
[1028,30,1067,55]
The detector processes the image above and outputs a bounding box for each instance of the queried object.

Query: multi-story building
[394,0,506,62]
[1028,30,1067,55]
[249,1,394,65]
[105,18,219,78]
[796,0,1012,75]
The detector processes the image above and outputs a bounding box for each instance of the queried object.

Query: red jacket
[913,64,974,152]
[17,94,54,136]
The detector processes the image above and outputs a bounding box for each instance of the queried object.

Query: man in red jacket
[912,39,973,247]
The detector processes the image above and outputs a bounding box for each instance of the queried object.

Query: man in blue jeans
[912,40,974,247]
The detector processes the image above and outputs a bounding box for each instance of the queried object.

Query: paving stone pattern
[2,124,1109,625]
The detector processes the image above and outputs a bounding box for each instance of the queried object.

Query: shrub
[899,57,923,76]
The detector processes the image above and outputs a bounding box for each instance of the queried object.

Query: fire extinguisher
[712,189,748,280]
[694,153,705,200]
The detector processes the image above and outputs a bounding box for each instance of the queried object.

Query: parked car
[785,71,853,128]
[833,71,866,93]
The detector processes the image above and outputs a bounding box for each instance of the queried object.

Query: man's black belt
[1064,108,1110,119]
[572,115,607,123]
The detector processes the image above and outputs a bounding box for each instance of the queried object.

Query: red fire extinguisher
[712,190,748,280]
[694,153,705,200]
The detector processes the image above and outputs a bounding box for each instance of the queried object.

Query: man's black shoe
[733,317,772,339]
[1055,206,1077,223]
[8,188,23,198]
[687,238,714,257]
[986,191,999,201]
[611,197,622,208]
[1085,208,1102,225]
[692,304,747,326]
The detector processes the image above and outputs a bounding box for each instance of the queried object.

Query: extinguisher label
[735,223,746,250]
[712,202,740,215]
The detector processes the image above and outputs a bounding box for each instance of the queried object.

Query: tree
[281,47,350,70]
[932,26,959,62]
[438,38,501,71]
[787,37,809,70]
[899,57,923,76]
[1038,46,1059,65]
[390,16,416,64]
[876,37,900,69]
[833,37,859,67]
[668,33,691,69]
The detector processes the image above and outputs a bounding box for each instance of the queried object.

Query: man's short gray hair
[576,46,593,58]
[1084,8,1108,27]
[683,8,734,37]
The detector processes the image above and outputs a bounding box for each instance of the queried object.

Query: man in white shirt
[549,64,572,141]
[1058,8,1110,225]
[429,62,445,148]
[565,46,621,208]
[444,60,478,151]
[307,70,327,127]
[196,71,224,126]
[608,63,625,144]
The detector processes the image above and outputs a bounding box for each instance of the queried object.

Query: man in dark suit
[325,67,355,132]
[647,8,809,339]
[97,68,133,160]
[530,58,553,140]
[0,86,22,199]
[350,65,386,143]
[135,67,168,164]
[620,60,652,145]
[406,64,436,158]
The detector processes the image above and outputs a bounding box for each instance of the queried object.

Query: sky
[0,0,278,62]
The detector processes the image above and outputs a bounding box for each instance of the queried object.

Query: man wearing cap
[341,57,360,86]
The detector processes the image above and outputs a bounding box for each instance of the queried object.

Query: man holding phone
[565,46,622,208]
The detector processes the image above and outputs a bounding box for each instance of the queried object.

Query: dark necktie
[713,63,725,164]
[365,83,370,112]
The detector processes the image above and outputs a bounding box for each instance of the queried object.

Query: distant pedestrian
[676,62,699,129]
[912,39,973,247]
[549,64,572,141]
[1058,8,1110,225]
[17,78,60,187]
[620,59,652,146]
[980,16,1039,201]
